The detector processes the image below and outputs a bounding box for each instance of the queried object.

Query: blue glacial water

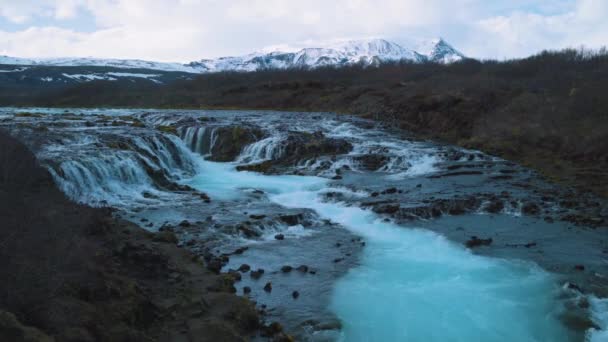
[186,159,575,342]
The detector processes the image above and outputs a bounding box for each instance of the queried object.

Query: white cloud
[464,0,608,59]
[0,0,606,61]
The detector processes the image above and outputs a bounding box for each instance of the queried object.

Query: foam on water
[588,296,608,341]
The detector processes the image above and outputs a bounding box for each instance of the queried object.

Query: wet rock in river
[238,264,251,272]
[522,202,540,215]
[296,265,309,273]
[250,269,265,280]
[353,154,389,171]
[465,236,493,248]
[206,125,265,162]
[279,131,353,164]
[236,161,274,173]
[292,291,300,299]
[281,265,293,273]
[372,203,400,214]
[484,199,504,214]
[206,258,223,274]
[274,234,285,240]
[383,187,398,194]
[237,224,260,238]
[263,282,272,292]
[279,213,303,226]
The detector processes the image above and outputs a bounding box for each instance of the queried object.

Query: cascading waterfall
[237,135,286,163]
[179,125,223,157]
[49,153,157,205]
[180,126,210,155]
[48,133,199,206]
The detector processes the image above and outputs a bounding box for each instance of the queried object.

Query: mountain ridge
[0,38,465,74]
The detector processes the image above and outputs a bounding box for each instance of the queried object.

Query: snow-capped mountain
[188,38,462,72]
[0,38,466,77]
[414,38,465,64]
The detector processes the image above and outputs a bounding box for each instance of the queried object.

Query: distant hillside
[0,65,194,105]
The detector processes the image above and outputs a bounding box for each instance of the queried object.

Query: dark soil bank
[15,49,607,198]
[0,130,286,341]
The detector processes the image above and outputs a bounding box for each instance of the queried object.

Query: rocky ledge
[237,130,352,173]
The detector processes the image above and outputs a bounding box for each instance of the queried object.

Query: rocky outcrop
[352,154,389,171]
[236,131,352,174]
[279,131,352,164]
[207,126,265,162]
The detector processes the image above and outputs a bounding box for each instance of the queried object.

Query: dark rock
[206,258,223,274]
[237,224,260,238]
[249,214,266,220]
[281,265,293,273]
[296,265,309,273]
[238,264,251,272]
[372,204,400,214]
[383,187,397,194]
[152,231,178,244]
[207,125,265,162]
[199,193,211,203]
[243,286,251,294]
[484,199,504,214]
[274,234,285,240]
[574,265,585,271]
[278,131,353,165]
[371,192,379,197]
[261,322,284,338]
[250,269,265,280]
[429,171,483,178]
[522,202,540,215]
[232,246,248,255]
[236,161,274,173]
[279,213,303,226]
[567,282,583,293]
[227,271,242,282]
[292,291,300,299]
[263,282,272,292]
[353,154,388,171]
[179,220,191,227]
[465,236,493,248]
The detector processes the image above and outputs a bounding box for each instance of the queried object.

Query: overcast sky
[0,0,606,62]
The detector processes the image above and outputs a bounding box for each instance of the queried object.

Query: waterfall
[49,153,157,206]
[48,132,199,206]
[180,125,221,156]
[236,135,285,163]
